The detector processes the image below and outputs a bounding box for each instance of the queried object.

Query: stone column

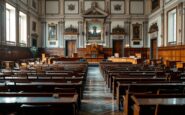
[60,20,65,48]
[60,0,64,16]
[143,21,148,48]
[27,14,30,47]
[41,0,45,16]
[79,0,84,14]
[124,21,131,47]
[0,0,6,42]
[125,0,130,15]
[104,20,111,47]
[16,8,19,46]
[78,21,84,48]
[41,20,47,48]
[105,0,110,14]
[58,20,64,48]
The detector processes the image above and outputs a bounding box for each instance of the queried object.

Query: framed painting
[132,23,141,40]
[48,23,57,40]
[86,20,103,42]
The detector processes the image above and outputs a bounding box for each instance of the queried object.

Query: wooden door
[151,38,157,59]
[113,40,123,57]
[66,40,76,57]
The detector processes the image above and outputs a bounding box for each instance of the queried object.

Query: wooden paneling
[77,48,86,57]
[124,48,148,59]
[103,48,112,58]
[38,48,65,57]
[158,45,185,63]
[39,48,112,59]
[151,39,157,59]
[0,45,32,61]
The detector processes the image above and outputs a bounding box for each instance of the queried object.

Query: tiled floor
[79,66,122,115]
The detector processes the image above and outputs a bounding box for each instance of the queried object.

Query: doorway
[65,40,76,57]
[151,38,157,59]
[112,40,123,57]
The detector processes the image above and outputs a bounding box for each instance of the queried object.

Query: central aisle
[79,66,122,115]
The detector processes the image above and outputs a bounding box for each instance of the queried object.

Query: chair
[20,104,51,115]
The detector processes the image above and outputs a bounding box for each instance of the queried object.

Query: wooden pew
[117,82,185,111]
[0,92,78,115]
[112,77,167,98]
[131,94,185,115]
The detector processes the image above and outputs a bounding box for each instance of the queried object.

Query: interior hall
[0,0,185,115]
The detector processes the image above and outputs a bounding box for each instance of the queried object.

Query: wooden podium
[85,44,104,63]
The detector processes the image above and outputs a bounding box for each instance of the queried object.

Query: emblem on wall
[114,4,121,11]
[65,0,79,14]
[68,4,75,11]
[111,0,124,14]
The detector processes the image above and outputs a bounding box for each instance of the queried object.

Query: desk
[108,57,141,64]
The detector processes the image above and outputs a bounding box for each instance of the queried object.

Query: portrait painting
[48,23,57,40]
[87,21,103,42]
[132,23,141,40]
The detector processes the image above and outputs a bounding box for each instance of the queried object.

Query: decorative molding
[64,25,78,35]
[111,0,125,14]
[148,23,158,33]
[64,0,79,14]
[111,25,125,35]
[83,1,108,18]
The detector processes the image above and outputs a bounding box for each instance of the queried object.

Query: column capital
[58,19,65,24]
[78,21,83,24]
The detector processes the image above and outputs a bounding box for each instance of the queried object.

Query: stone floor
[79,66,122,115]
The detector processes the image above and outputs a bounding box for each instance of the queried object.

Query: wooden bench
[131,94,185,115]
[0,92,78,115]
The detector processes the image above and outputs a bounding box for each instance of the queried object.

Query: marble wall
[41,0,149,49]
[1,0,185,59]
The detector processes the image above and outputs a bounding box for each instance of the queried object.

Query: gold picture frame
[48,23,57,40]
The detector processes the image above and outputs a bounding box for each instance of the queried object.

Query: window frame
[167,7,177,45]
[6,3,16,43]
[19,11,27,46]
